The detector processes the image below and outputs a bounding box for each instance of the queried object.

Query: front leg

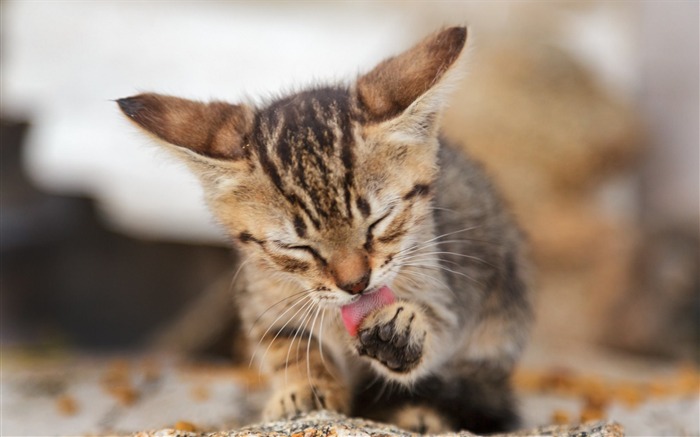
[259,334,350,421]
[354,301,428,375]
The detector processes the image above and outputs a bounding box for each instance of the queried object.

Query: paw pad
[356,305,425,372]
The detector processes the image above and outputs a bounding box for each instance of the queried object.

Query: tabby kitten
[118,27,532,434]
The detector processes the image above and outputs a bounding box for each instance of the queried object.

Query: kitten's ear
[117,93,253,161]
[356,26,467,127]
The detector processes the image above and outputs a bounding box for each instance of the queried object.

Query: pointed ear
[117,93,254,160]
[356,26,467,124]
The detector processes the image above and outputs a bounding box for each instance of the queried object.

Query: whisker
[397,254,464,270]
[395,265,452,290]
[287,299,316,383]
[248,287,315,335]
[389,267,423,290]
[399,262,486,288]
[400,238,502,256]
[306,306,322,403]
[389,264,426,285]
[256,296,313,376]
[295,300,316,364]
[228,256,252,294]
[396,225,483,257]
[373,377,392,404]
[426,206,458,214]
[249,292,311,367]
[281,299,315,385]
[393,250,492,288]
[390,265,456,297]
[436,237,502,247]
[413,225,483,246]
[398,251,497,269]
[317,308,336,382]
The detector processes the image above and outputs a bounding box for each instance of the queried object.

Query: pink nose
[329,249,371,295]
[338,272,371,295]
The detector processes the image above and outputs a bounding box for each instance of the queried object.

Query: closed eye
[286,244,313,252]
[365,208,394,250]
[279,243,327,266]
[368,211,392,233]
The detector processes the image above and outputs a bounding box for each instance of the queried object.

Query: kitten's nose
[339,271,371,295]
[329,249,371,295]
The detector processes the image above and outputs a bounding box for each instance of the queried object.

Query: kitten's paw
[262,381,348,421]
[355,302,426,373]
[390,405,453,433]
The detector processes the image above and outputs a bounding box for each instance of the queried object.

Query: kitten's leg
[418,367,520,434]
[354,370,519,434]
[442,369,520,433]
[388,405,453,433]
[259,331,350,421]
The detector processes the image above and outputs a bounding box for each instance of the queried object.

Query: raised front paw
[355,302,426,373]
[262,381,348,421]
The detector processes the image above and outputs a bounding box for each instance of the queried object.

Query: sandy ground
[1,348,697,436]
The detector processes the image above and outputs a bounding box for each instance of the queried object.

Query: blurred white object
[2,1,408,244]
[638,1,699,225]
[4,1,696,244]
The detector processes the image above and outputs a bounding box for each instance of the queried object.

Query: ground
[1,345,698,436]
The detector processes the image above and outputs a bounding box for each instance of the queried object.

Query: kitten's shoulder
[436,138,505,214]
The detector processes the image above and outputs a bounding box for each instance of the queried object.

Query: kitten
[117,27,532,434]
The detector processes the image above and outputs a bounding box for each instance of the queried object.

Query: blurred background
[1,1,698,435]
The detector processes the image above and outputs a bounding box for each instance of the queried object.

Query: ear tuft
[116,96,146,119]
[356,26,467,122]
[116,93,254,160]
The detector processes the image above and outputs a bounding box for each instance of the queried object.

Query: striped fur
[118,27,532,433]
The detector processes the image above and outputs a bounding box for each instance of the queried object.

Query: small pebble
[56,395,79,416]
[174,421,197,432]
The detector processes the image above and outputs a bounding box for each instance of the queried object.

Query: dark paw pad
[356,306,424,372]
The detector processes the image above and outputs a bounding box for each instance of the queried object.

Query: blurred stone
[442,39,642,266]
[445,40,641,196]
[440,38,643,348]
[602,225,700,361]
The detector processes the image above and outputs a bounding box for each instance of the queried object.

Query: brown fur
[357,27,466,121]
[119,94,254,160]
[118,27,532,433]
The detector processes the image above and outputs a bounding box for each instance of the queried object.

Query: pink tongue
[341,286,395,336]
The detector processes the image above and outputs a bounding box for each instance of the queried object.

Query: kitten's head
[118,27,467,306]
